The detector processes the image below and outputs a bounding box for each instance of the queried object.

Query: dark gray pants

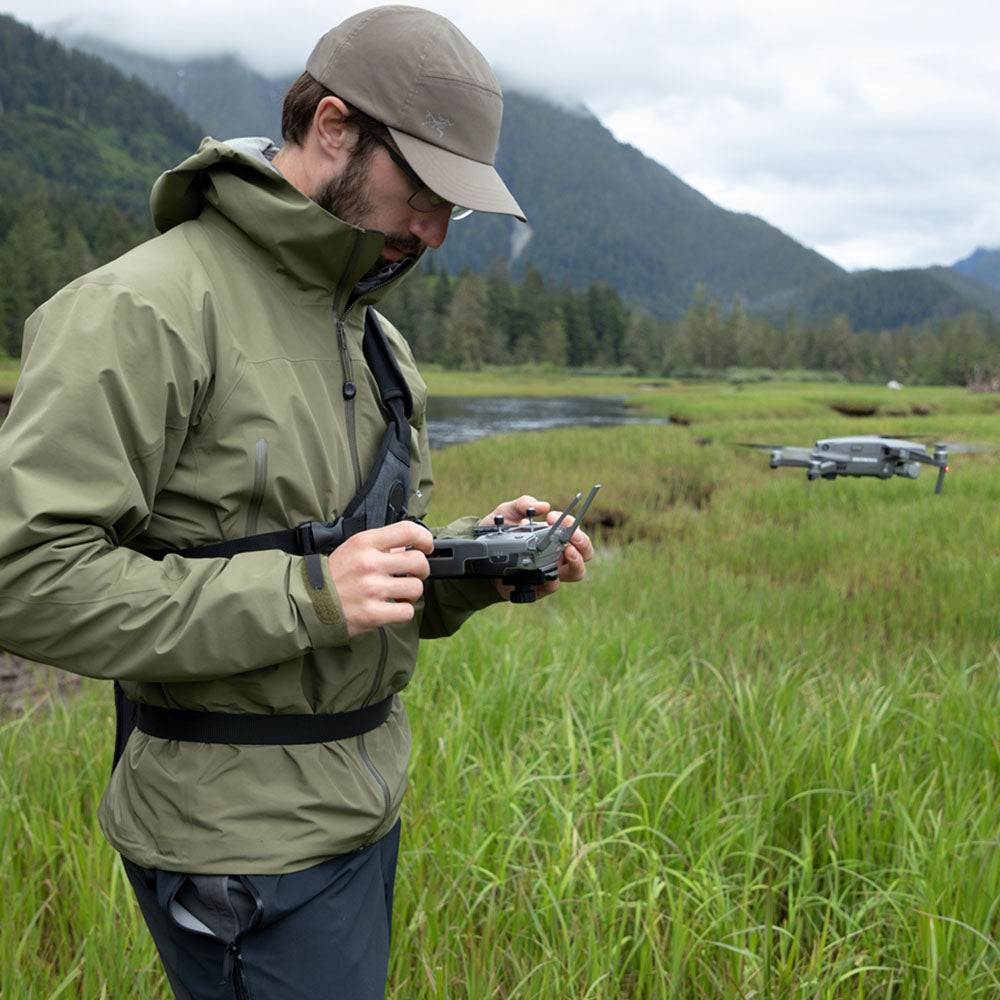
[122,822,400,1000]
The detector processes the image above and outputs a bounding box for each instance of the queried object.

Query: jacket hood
[150,137,418,302]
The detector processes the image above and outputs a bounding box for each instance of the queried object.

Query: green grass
[420,364,662,398]
[0,362,19,398]
[5,379,1000,997]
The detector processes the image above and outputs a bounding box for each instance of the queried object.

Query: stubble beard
[313,151,424,279]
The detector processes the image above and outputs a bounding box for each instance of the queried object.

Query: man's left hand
[480,495,595,601]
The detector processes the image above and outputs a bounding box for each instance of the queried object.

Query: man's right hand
[326,521,433,638]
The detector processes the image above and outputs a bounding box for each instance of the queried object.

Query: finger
[493,496,550,524]
[347,572,424,604]
[382,573,426,604]
[371,519,434,553]
[558,546,587,583]
[567,529,594,563]
[513,495,549,517]
[349,595,417,636]
[385,546,431,580]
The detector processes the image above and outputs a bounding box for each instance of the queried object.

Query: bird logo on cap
[423,112,456,138]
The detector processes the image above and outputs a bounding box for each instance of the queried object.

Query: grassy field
[4,377,1000,997]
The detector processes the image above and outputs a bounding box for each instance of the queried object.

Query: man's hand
[481,495,595,601]
[327,521,433,638]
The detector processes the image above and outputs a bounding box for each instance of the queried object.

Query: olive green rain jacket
[0,138,502,873]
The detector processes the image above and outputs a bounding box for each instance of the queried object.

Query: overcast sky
[4,0,998,272]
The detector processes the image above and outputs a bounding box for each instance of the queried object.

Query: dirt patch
[828,401,879,417]
[0,653,83,715]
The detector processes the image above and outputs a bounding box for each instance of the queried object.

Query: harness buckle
[295,520,346,555]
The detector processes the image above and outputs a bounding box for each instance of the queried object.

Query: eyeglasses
[370,134,473,222]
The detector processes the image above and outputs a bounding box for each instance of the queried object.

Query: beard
[313,153,424,279]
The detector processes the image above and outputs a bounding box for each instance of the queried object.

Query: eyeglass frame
[369,133,473,221]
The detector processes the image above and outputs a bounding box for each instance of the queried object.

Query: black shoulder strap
[362,307,412,420]
[342,309,411,525]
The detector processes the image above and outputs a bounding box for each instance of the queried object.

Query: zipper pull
[335,315,357,400]
[221,941,238,985]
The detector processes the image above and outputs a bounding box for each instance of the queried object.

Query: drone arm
[897,445,948,492]
[770,446,814,469]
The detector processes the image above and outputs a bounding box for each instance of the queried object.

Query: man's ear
[313,96,355,167]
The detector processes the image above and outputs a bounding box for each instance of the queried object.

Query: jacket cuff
[295,554,350,647]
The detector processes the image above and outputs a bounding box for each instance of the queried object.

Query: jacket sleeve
[0,278,347,683]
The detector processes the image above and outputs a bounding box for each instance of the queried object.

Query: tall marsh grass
[4,380,1000,997]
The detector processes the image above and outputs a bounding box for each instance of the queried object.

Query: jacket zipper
[358,629,392,821]
[335,254,393,830]
[224,876,262,1000]
[334,314,363,491]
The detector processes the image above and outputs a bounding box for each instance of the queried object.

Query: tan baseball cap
[305,5,525,222]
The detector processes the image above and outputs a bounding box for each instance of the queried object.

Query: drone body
[762,436,950,492]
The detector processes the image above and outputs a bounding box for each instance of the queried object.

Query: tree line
[3,196,999,388]
[381,257,1000,388]
[0,183,151,356]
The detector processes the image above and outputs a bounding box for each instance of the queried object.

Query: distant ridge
[953,247,1000,294]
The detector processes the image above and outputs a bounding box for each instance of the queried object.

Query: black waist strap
[135,694,395,745]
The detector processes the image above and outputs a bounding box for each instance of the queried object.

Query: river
[426,395,667,449]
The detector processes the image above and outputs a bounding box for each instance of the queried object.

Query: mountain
[435,92,847,320]
[765,266,1000,330]
[55,27,846,321]
[0,16,203,216]
[20,20,1000,328]
[0,15,211,352]
[953,247,1000,294]
[51,32,293,147]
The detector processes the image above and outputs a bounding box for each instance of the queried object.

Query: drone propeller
[935,441,998,455]
[874,434,996,455]
[733,442,816,471]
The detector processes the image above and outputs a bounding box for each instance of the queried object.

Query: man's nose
[410,208,450,249]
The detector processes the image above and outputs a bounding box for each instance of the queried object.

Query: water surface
[426,395,666,449]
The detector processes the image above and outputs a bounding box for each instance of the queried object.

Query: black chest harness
[113,309,414,764]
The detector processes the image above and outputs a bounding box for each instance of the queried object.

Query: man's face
[312,134,452,275]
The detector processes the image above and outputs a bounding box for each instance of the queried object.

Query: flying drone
[738,435,957,492]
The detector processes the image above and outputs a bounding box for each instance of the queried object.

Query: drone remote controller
[427,485,600,603]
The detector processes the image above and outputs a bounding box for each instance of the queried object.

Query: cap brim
[389,127,526,223]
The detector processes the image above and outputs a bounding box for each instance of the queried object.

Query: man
[0,6,593,999]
